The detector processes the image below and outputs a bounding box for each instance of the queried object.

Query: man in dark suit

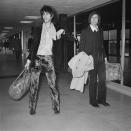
[79,11,110,107]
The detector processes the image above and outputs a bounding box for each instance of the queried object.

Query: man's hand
[105,57,108,63]
[56,29,65,39]
[25,59,31,70]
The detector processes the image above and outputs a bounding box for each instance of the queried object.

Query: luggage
[8,68,31,100]
[106,62,123,81]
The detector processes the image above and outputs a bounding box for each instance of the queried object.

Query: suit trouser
[89,61,107,104]
[29,55,60,112]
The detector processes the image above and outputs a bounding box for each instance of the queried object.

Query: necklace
[45,23,51,32]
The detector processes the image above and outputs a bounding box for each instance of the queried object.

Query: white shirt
[37,23,56,56]
[90,24,98,32]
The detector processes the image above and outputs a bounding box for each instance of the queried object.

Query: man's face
[42,12,53,23]
[90,14,99,26]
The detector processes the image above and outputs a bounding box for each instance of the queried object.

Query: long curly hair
[40,5,58,24]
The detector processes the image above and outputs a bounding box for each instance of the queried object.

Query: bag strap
[14,68,27,82]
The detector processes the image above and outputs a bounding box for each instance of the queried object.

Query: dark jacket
[79,25,106,64]
[27,26,42,64]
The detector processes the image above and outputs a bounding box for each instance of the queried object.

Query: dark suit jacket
[79,25,106,64]
[27,26,42,65]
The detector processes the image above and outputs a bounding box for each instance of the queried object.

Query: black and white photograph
[0,0,131,131]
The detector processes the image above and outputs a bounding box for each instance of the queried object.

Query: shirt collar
[90,24,98,32]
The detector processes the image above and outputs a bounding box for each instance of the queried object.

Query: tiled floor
[0,53,131,131]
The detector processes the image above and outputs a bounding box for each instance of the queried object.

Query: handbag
[106,62,123,81]
[8,68,31,100]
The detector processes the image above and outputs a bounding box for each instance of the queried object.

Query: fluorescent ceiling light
[0,36,6,39]
[2,30,10,33]
[0,32,7,36]
[4,27,13,30]
[24,16,41,20]
[20,21,33,24]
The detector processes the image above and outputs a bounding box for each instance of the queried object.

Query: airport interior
[0,0,131,131]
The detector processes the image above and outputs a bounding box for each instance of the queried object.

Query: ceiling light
[4,27,13,30]
[0,32,7,36]
[24,16,41,20]
[20,21,33,24]
[0,36,6,39]
[2,30,10,33]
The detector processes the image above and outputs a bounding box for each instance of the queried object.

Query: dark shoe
[98,102,110,106]
[53,103,60,114]
[30,108,36,115]
[52,100,60,114]
[54,107,60,114]
[90,103,99,108]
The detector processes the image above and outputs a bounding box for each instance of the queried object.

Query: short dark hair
[40,5,55,18]
[88,11,101,25]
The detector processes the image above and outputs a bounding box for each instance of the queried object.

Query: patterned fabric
[29,68,41,111]
[29,55,60,113]
[9,69,31,100]
[106,62,122,81]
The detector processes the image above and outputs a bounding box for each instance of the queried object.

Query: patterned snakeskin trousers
[29,55,60,113]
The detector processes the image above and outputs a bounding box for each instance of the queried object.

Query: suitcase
[106,62,123,81]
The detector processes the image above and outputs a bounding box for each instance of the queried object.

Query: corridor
[0,53,131,131]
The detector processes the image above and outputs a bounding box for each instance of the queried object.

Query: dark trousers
[29,55,60,112]
[89,61,107,105]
